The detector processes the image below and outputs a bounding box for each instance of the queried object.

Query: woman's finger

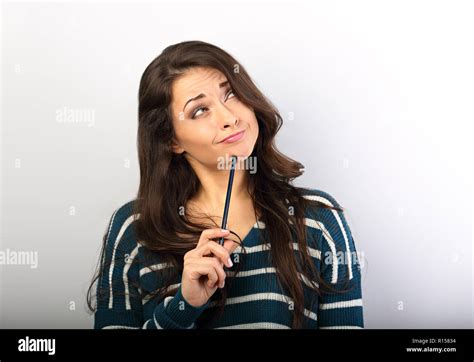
[196,228,230,249]
[195,241,233,267]
[199,257,227,288]
[185,260,219,287]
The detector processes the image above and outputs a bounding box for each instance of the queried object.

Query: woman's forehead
[174,67,227,93]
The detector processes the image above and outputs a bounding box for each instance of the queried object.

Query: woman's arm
[315,192,364,329]
[93,205,209,329]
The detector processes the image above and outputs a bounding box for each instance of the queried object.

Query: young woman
[87,40,364,329]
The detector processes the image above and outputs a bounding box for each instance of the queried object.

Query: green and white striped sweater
[94,188,364,329]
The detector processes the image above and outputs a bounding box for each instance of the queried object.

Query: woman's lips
[220,130,245,144]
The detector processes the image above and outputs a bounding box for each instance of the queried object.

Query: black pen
[218,155,237,246]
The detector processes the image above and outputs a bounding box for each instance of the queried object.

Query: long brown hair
[88,40,347,328]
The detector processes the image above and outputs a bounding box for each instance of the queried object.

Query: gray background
[1,0,472,328]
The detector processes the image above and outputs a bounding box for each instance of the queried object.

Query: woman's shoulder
[296,186,359,253]
[103,199,139,253]
[109,199,137,225]
[295,187,352,241]
[296,187,343,209]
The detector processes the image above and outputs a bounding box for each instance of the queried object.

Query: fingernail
[227,258,233,267]
[221,229,229,233]
[220,281,225,288]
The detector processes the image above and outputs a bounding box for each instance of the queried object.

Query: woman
[87,40,364,329]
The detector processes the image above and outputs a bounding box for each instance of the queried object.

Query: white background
[1,0,472,328]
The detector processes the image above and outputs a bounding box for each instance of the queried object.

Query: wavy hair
[88,40,350,328]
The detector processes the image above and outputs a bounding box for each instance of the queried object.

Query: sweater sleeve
[313,191,364,329]
[93,203,209,329]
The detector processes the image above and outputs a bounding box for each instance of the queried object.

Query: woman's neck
[187,157,252,212]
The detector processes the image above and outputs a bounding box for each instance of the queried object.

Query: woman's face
[170,67,259,168]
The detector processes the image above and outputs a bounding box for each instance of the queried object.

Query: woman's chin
[222,145,254,159]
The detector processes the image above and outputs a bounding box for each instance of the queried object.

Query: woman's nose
[215,102,238,128]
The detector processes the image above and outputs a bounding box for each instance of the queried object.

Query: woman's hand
[181,228,234,308]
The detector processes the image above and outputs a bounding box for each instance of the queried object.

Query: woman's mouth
[219,130,245,144]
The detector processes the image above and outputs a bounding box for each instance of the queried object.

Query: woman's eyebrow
[182,80,230,112]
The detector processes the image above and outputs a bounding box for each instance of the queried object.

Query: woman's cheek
[190,124,214,146]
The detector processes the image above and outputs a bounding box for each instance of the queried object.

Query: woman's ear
[170,138,185,154]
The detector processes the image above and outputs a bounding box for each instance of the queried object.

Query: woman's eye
[226,89,235,100]
[191,106,207,119]
[191,90,235,119]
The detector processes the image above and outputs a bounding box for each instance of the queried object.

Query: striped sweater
[94,188,364,329]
